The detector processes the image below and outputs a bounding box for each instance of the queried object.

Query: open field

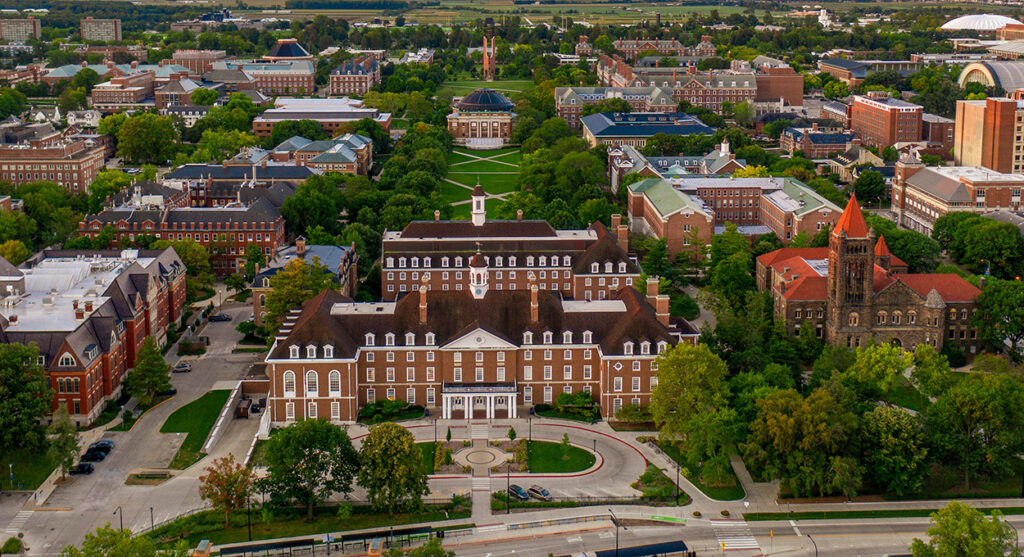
[451,197,504,219]
[449,172,518,194]
[437,79,535,97]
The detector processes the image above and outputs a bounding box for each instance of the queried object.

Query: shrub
[614,403,652,424]
[336,502,352,520]
[941,344,967,367]
[2,538,23,553]
[357,399,423,423]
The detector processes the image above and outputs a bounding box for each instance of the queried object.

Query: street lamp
[608,508,626,557]
[807,534,818,557]
[149,507,154,532]
[8,463,12,490]
[113,506,123,531]
[246,497,252,541]
[506,463,511,515]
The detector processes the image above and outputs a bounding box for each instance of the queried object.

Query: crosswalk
[4,510,32,536]
[470,423,489,441]
[710,519,760,551]
[471,477,491,492]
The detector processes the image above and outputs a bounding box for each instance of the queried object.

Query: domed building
[940,13,1021,32]
[447,88,516,149]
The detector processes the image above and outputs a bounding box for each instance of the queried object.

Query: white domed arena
[941,13,1022,31]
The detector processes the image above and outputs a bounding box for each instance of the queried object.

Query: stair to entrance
[471,423,489,441]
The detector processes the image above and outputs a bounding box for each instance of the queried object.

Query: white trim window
[308,401,317,419]
[543,385,553,403]
[285,401,295,420]
[329,371,341,395]
[306,370,318,395]
[283,371,296,396]
[426,388,435,405]
[330,401,340,420]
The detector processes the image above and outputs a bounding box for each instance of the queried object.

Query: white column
[486,396,493,419]
[465,395,472,420]
[442,396,449,419]
[509,394,516,419]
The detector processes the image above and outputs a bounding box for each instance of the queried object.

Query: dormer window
[262,278,270,287]
[543,331,553,344]
[405,332,416,345]
[306,345,316,358]
[563,256,570,266]
[385,333,395,346]
[582,330,593,344]
[563,331,573,344]
[399,257,407,268]
[59,353,75,367]
[411,257,419,268]
[624,341,634,355]
[523,331,533,344]
[289,345,300,359]
[386,257,394,268]
[455,256,464,267]
[365,333,375,346]
[425,332,436,346]
[495,256,503,267]
[657,341,668,353]
[527,256,534,267]
[605,262,613,273]
[324,345,333,358]
[509,256,516,266]
[619,262,627,273]
[539,256,547,266]
[591,262,599,273]
[640,341,651,355]
[442,257,449,268]
[424,257,431,267]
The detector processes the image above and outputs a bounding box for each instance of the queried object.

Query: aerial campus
[3,2,1024,557]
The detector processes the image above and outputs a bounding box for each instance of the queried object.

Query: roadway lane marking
[790,519,801,536]
[710,519,760,551]
[567,536,582,543]
[599,531,614,539]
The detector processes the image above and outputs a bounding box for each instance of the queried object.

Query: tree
[199,454,256,527]
[580,97,632,116]
[843,343,913,401]
[0,343,53,451]
[190,88,219,106]
[650,344,731,444]
[733,101,754,127]
[71,68,101,93]
[853,170,886,204]
[224,273,246,294]
[116,113,180,164]
[824,80,849,99]
[507,427,516,442]
[0,239,30,265]
[358,422,430,513]
[58,87,88,112]
[262,257,334,333]
[973,278,1024,362]
[47,405,79,480]
[243,243,266,282]
[862,406,928,496]
[910,344,952,398]
[0,87,28,119]
[385,539,455,557]
[97,112,127,139]
[261,419,358,521]
[60,524,191,557]
[731,165,768,178]
[560,432,571,459]
[124,336,171,408]
[911,502,1018,557]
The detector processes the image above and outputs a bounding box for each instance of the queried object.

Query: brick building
[554,86,676,129]
[269,133,374,175]
[211,60,315,96]
[954,97,1024,173]
[172,50,228,76]
[0,133,105,193]
[80,18,122,42]
[596,55,757,114]
[382,187,641,302]
[252,97,391,138]
[849,93,923,148]
[580,112,714,148]
[0,248,186,426]
[607,141,746,191]
[0,18,42,42]
[79,197,286,276]
[817,58,921,88]
[446,89,515,149]
[891,161,1024,234]
[90,71,158,112]
[627,176,841,255]
[251,238,359,326]
[758,195,982,352]
[329,57,380,95]
[611,36,715,60]
[264,274,699,424]
[780,124,857,158]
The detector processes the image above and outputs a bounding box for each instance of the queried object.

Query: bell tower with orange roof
[826,194,876,346]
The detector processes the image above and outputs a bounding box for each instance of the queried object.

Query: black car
[69,463,94,476]
[508,484,529,501]
[88,441,114,455]
[80,450,106,463]
[210,314,232,322]
[158,387,177,397]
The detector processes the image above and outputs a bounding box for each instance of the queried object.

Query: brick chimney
[616,225,629,250]
[9,314,17,325]
[73,300,79,310]
[75,308,85,320]
[611,213,622,229]
[656,294,670,326]
[85,300,94,312]
[646,276,659,301]
[529,272,539,323]
[419,273,429,323]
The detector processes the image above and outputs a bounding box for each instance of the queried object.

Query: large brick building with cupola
[757,195,983,352]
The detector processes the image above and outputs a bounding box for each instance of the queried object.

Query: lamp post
[8,463,12,490]
[807,534,818,557]
[246,497,252,541]
[608,508,625,557]
[506,463,511,515]
[674,461,680,504]
[113,506,123,531]
[149,507,154,532]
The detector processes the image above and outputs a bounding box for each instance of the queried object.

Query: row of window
[385,254,626,270]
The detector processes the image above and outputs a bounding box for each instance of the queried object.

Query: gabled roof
[895,274,980,302]
[833,194,869,238]
[874,235,907,267]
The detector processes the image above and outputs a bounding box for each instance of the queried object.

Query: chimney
[73,300,79,309]
[85,300,94,312]
[646,276,659,302]
[616,225,629,250]
[530,284,539,323]
[656,295,670,326]
[434,209,440,221]
[516,209,523,221]
[75,308,85,320]
[9,314,17,325]
[295,236,306,256]
[419,273,429,323]
[611,213,622,229]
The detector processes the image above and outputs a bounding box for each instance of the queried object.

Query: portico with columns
[441,383,518,420]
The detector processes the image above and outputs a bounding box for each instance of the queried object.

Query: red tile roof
[874,235,907,268]
[895,274,981,302]
[833,194,869,238]
[779,276,828,301]
[757,247,828,270]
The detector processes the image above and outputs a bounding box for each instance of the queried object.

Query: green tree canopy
[911,502,1018,557]
[124,336,171,408]
[358,422,430,512]
[0,342,54,451]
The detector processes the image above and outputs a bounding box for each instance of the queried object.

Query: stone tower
[826,195,875,347]
[482,36,495,81]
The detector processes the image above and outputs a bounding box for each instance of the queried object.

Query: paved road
[13,302,262,556]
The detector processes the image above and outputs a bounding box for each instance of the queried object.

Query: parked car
[172,361,192,373]
[80,450,105,463]
[210,314,232,322]
[158,387,177,397]
[88,441,114,455]
[508,484,529,501]
[69,463,94,476]
[527,485,551,501]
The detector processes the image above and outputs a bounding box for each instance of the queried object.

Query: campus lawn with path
[448,160,519,173]
[418,441,436,475]
[492,151,521,165]
[448,172,518,195]
[657,441,745,501]
[452,147,520,159]
[160,389,231,469]
[451,198,504,219]
[3,448,56,491]
[527,440,596,473]
[439,181,473,204]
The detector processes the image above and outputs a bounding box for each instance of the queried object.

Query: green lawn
[2,448,56,490]
[150,505,471,548]
[448,172,518,195]
[452,147,520,159]
[632,463,691,506]
[437,80,535,97]
[440,180,473,203]
[658,442,746,501]
[893,459,1024,501]
[451,198,503,219]
[160,390,231,469]
[418,442,436,474]
[448,160,519,173]
[527,440,595,473]
[887,377,931,413]
[492,151,521,165]
[448,152,478,165]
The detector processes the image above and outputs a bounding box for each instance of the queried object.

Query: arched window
[328,370,341,395]
[849,313,859,327]
[262,278,270,288]
[523,331,533,344]
[624,341,634,355]
[543,331,553,344]
[306,344,317,358]
[455,256,463,267]
[59,353,75,367]
[424,257,431,267]
[283,371,296,395]
[405,332,415,345]
[877,311,887,325]
[509,256,517,266]
[442,257,449,268]
[385,333,395,346]
[619,262,627,273]
[323,345,333,358]
[908,311,917,324]
[582,330,593,344]
[591,262,599,273]
[385,257,394,268]
[411,257,419,268]
[259,294,266,305]
[605,262,613,273]
[425,332,435,345]
[892,312,902,325]
[640,341,651,355]
[657,340,669,353]
[539,256,547,266]
[365,333,375,346]
[289,345,299,359]
[306,370,318,394]
[527,256,534,267]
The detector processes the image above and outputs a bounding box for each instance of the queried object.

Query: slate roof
[266,39,311,59]
[164,164,318,181]
[784,127,856,145]
[581,112,714,137]
[455,89,515,113]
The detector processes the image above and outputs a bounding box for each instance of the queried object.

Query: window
[543,331,553,344]
[632,377,641,392]
[543,386,553,403]
[632,360,641,371]
[563,385,573,394]
[289,346,300,359]
[426,388,435,405]
[454,352,462,363]
[59,354,75,367]
[497,351,505,362]
[475,351,484,362]
[328,371,341,395]
[365,333,375,346]
[324,345,333,359]
[524,349,532,360]
[908,312,917,324]
[624,341,634,355]
[385,333,395,346]
[563,331,573,344]
[283,371,296,395]
[582,331,593,344]
[405,332,415,345]
[877,312,887,324]
[544,350,552,360]
[523,332,533,344]
[285,402,295,420]
[366,352,375,363]
[425,333,435,346]
[367,388,375,403]
[306,345,316,358]
[308,401,317,419]
[331,401,340,420]
[657,341,668,354]
[406,387,416,404]
[386,368,395,382]
[650,376,659,390]
[640,341,650,355]
[386,352,395,362]
[366,368,375,382]
[563,365,572,380]
[407,367,415,382]
[306,371,318,394]
[613,377,622,392]
[387,388,396,400]
[544,366,553,380]
[563,349,572,359]
[476,367,484,382]
[848,313,859,327]
[454,367,462,382]
[524,386,533,403]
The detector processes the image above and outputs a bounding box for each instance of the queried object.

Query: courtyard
[444,147,520,219]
